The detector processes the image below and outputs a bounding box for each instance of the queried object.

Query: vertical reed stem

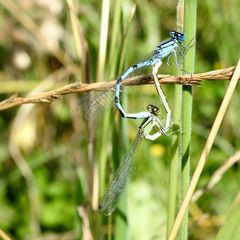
[179,0,197,239]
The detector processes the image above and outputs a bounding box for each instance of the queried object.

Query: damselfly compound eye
[169,30,185,41]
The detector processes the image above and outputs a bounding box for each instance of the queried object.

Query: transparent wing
[99,131,143,215]
[77,50,159,120]
[77,84,115,120]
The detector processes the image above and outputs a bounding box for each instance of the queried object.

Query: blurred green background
[0,0,239,240]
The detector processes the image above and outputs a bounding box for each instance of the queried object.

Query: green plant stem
[167,85,182,238]
[167,0,184,237]
[179,0,197,239]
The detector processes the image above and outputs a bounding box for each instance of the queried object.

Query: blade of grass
[95,0,111,207]
[215,193,240,240]
[92,1,111,239]
[110,1,128,239]
[108,0,122,78]
[66,0,90,83]
[97,0,110,83]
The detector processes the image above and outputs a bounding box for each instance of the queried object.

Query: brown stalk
[0,66,238,111]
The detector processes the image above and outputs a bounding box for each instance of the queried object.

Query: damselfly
[78,30,187,122]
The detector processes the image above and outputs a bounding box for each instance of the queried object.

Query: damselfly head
[147,104,160,115]
[169,30,185,42]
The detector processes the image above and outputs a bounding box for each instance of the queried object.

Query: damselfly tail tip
[98,203,113,216]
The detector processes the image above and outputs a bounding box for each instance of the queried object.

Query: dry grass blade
[168,59,240,240]
[66,0,90,82]
[77,207,93,240]
[192,151,240,201]
[0,229,13,240]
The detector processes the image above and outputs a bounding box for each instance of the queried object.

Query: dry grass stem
[0,229,13,240]
[192,151,240,201]
[0,66,238,111]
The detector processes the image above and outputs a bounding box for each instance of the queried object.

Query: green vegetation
[0,0,239,240]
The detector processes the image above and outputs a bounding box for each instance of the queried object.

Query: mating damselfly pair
[79,30,190,215]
